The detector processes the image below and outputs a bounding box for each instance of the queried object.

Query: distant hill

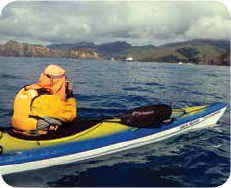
[48,41,97,51]
[0,39,229,66]
[48,39,230,66]
[160,39,230,49]
[127,39,230,65]
[48,41,156,58]
[96,41,132,56]
[0,41,100,59]
[213,50,230,66]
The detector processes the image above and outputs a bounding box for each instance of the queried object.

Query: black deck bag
[120,104,172,128]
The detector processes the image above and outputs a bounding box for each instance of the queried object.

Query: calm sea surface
[0,57,230,187]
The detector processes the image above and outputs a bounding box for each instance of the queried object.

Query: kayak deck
[0,103,226,154]
[0,103,226,175]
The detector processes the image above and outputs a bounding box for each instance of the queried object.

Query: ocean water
[0,56,230,187]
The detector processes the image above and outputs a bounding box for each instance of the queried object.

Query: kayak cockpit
[7,119,101,141]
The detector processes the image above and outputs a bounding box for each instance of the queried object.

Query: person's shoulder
[15,86,27,95]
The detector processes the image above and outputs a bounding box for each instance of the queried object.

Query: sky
[0,1,230,46]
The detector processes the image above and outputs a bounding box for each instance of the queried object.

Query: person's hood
[26,65,66,100]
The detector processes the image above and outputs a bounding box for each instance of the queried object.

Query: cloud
[0,1,230,45]
[185,15,230,40]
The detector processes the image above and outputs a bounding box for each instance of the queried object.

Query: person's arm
[63,80,77,121]
[60,97,77,121]
[65,81,74,99]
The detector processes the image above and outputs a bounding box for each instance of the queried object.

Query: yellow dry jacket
[12,88,76,131]
[30,94,76,122]
[12,88,38,131]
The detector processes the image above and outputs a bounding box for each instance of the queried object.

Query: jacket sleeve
[30,95,77,122]
[59,97,77,122]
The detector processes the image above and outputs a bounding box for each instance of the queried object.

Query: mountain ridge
[0,40,100,59]
[0,39,229,66]
[47,39,230,65]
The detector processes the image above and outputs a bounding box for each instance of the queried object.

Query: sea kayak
[0,102,226,175]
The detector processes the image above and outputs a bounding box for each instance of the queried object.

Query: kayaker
[12,64,77,135]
